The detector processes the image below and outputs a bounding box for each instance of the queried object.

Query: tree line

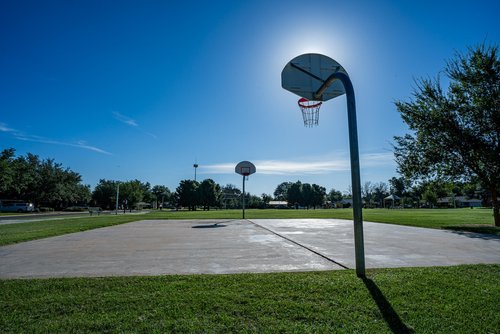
[0,147,493,212]
[0,148,91,209]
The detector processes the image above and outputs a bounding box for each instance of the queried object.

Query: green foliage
[328,188,343,203]
[246,194,263,209]
[311,184,327,208]
[0,148,15,194]
[120,179,146,209]
[261,193,272,207]
[151,185,171,207]
[287,181,302,208]
[175,179,200,211]
[0,148,90,208]
[220,184,241,209]
[273,181,292,201]
[1,265,498,333]
[91,179,117,209]
[393,44,500,225]
[388,177,410,197]
[198,179,221,210]
[276,181,327,209]
[91,179,153,210]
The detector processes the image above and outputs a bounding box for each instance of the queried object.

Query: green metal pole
[316,72,365,277]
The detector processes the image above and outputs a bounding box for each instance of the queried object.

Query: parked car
[0,202,35,213]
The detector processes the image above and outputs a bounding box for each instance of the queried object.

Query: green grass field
[1,265,498,333]
[1,210,498,332]
[0,208,498,246]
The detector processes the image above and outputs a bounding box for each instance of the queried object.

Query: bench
[88,207,101,216]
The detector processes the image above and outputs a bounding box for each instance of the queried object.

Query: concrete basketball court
[1,219,499,278]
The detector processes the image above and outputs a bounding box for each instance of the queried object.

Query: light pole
[115,182,120,215]
[193,163,199,181]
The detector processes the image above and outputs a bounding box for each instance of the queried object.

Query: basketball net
[298,98,322,127]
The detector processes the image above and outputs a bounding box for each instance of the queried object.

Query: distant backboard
[235,161,256,176]
[281,53,347,102]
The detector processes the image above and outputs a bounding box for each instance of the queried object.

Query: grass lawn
[0,208,498,246]
[1,265,498,333]
[0,214,153,246]
[1,212,497,332]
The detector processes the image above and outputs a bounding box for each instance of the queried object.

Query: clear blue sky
[1,0,498,196]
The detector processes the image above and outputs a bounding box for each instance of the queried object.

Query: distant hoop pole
[242,175,246,219]
[317,71,365,278]
[235,161,256,219]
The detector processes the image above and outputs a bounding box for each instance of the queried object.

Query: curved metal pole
[316,72,366,277]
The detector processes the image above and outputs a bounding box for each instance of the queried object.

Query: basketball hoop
[298,98,322,127]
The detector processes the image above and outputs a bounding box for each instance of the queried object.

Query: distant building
[268,201,288,208]
[339,199,353,208]
[437,196,482,208]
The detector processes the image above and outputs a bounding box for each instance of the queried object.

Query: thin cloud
[112,111,157,138]
[140,129,157,139]
[201,152,394,175]
[0,122,15,133]
[202,159,349,175]
[112,111,138,127]
[0,122,112,155]
[360,152,395,166]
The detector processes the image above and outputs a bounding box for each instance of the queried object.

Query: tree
[92,179,118,209]
[388,177,409,198]
[120,180,145,209]
[311,184,326,209]
[287,181,302,209]
[393,44,500,225]
[328,188,343,206]
[361,181,374,207]
[273,182,292,201]
[247,195,263,209]
[0,148,15,194]
[301,183,313,209]
[151,185,171,208]
[220,184,241,209]
[372,182,389,208]
[261,193,272,208]
[175,179,199,210]
[1,148,89,209]
[422,188,438,208]
[139,181,153,204]
[198,179,221,211]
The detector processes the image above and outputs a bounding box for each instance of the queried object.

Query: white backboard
[281,53,347,102]
[235,161,256,176]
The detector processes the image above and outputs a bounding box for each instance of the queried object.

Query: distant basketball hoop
[298,98,322,127]
[235,161,256,177]
[235,161,256,219]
